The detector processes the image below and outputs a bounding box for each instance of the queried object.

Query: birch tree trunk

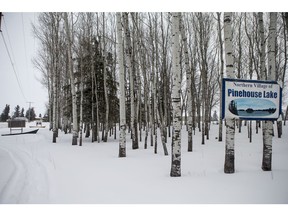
[103,13,109,142]
[262,12,277,171]
[139,34,149,149]
[180,15,193,152]
[157,108,169,155]
[95,61,100,143]
[50,14,60,143]
[170,12,182,177]
[91,38,95,142]
[131,13,141,145]
[142,51,149,149]
[217,12,224,142]
[148,13,155,148]
[79,44,84,147]
[154,15,159,154]
[258,12,266,144]
[64,12,78,146]
[123,12,138,150]
[161,13,168,144]
[259,12,266,80]
[52,61,57,143]
[116,12,126,157]
[282,13,288,126]
[223,12,236,174]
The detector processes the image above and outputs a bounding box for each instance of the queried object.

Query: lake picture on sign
[228,98,277,117]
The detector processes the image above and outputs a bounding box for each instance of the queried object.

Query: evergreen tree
[13,105,20,118]
[20,108,25,117]
[0,104,10,122]
[25,107,36,121]
[212,111,218,122]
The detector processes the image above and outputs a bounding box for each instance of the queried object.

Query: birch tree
[123,12,139,150]
[52,22,58,143]
[116,12,126,157]
[64,12,78,145]
[262,12,277,171]
[223,12,236,174]
[79,35,84,147]
[282,13,288,126]
[216,12,224,142]
[33,13,62,143]
[258,12,266,81]
[257,12,266,139]
[103,13,110,142]
[170,12,182,177]
[180,14,193,152]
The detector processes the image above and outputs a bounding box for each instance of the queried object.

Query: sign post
[222,78,282,121]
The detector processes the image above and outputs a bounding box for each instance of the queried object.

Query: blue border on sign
[221,78,282,121]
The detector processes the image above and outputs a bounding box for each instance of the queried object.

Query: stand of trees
[0,105,29,122]
[0,104,10,122]
[32,12,288,175]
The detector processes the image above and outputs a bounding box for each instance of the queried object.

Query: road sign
[222,78,282,120]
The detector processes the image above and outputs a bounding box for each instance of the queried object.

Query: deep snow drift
[0,121,288,204]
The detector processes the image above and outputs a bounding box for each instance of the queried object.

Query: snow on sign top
[222,78,282,121]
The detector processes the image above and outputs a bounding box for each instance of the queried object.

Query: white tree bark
[154,15,158,154]
[258,12,266,140]
[170,12,182,177]
[217,12,224,142]
[116,12,126,157]
[123,12,138,150]
[48,13,60,143]
[64,12,78,145]
[223,12,236,173]
[103,13,109,142]
[52,59,57,143]
[180,14,193,152]
[262,12,277,171]
[148,13,155,148]
[258,12,266,80]
[79,42,84,147]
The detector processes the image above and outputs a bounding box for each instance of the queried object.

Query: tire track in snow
[15,142,50,203]
[0,136,51,203]
[0,146,27,203]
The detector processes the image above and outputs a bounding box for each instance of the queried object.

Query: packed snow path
[0,122,288,203]
[0,127,50,203]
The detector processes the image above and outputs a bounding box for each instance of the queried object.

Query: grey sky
[0,2,284,118]
[0,12,47,117]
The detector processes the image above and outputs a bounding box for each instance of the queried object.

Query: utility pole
[27,101,34,122]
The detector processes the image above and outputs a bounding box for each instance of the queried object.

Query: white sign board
[222,78,282,120]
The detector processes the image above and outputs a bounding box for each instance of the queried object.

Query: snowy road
[0,126,51,203]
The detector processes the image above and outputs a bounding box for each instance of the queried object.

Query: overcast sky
[0,1,285,118]
[0,12,47,117]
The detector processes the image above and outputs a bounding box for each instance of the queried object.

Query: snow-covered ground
[0,121,288,205]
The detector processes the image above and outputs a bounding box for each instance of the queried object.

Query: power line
[1,23,27,102]
[3,17,17,67]
[21,13,29,84]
